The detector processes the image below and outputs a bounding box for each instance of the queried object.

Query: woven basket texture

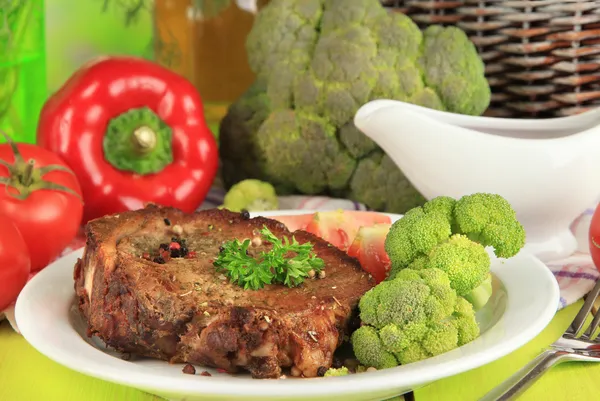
[382,0,600,118]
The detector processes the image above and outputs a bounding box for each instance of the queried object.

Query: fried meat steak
[74,205,375,378]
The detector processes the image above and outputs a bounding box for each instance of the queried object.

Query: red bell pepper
[37,56,219,223]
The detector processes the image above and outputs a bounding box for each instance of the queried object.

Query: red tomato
[304,211,392,250]
[347,223,391,283]
[0,215,31,310]
[589,204,600,272]
[0,141,83,272]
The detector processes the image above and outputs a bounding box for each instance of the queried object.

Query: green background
[45,0,153,93]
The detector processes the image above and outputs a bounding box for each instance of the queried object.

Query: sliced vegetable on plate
[269,213,314,232]
[347,223,391,283]
[269,210,394,280]
[37,56,219,223]
[270,210,391,250]
[304,210,392,251]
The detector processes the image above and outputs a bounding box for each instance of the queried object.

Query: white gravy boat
[354,99,600,262]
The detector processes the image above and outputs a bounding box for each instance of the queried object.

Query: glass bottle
[153,0,269,125]
[0,0,47,144]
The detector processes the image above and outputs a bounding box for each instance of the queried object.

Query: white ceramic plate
[15,211,560,401]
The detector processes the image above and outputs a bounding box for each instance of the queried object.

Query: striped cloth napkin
[2,189,598,331]
[553,208,599,309]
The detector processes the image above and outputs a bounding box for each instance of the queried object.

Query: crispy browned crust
[74,205,375,378]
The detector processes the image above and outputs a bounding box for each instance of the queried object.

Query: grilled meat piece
[74,205,375,378]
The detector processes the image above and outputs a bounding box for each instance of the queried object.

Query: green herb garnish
[213,226,325,290]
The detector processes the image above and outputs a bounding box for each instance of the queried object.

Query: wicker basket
[382,0,600,118]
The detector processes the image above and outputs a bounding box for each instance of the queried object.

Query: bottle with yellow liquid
[153,0,269,128]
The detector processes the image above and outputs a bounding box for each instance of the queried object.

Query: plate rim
[15,210,561,399]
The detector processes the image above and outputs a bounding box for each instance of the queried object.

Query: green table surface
[1,301,598,401]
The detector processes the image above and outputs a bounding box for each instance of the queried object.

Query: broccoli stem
[463,273,492,311]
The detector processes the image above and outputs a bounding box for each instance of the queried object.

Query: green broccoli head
[454,193,526,258]
[352,268,479,368]
[219,0,490,213]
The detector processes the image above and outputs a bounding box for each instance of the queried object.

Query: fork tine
[567,279,600,337]
[583,305,600,340]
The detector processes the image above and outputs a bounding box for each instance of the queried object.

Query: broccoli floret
[418,26,491,116]
[222,179,279,212]
[454,193,526,258]
[384,193,524,311]
[324,366,350,377]
[384,206,452,273]
[359,267,457,328]
[351,326,398,370]
[254,111,356,193]
[422,196,456,225]
[351,268,479,368]
[348,151,426,213]
[426,234,490,297]
[407,255,429,271]
[453,295,481,345]
[463,273,493,311]
[219,0,490,214]
[246,0,323,109]
[219,82,274,189]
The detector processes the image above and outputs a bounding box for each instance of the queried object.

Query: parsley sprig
[213,226,325,290]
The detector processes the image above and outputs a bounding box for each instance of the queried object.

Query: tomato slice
[269,214,314,232]
[304,211,391,250]
[269,211,391,239]
[347,223,391,283]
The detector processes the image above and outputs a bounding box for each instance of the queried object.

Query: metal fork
[480,278,600,401]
